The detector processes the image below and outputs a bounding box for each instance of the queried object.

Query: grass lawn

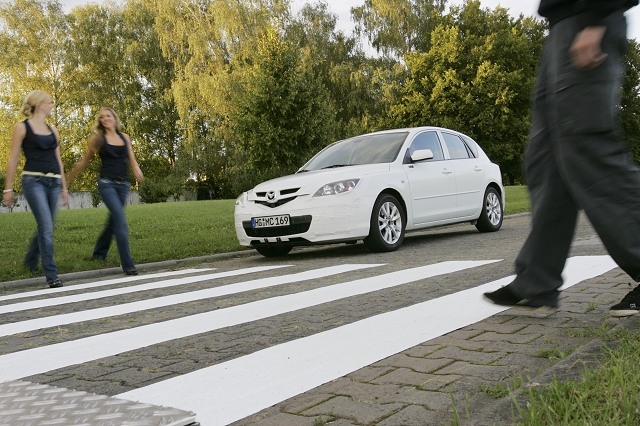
[1,199,243,282]
[1,185,528,282]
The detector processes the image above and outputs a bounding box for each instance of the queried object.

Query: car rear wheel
[475,187,503,232]
[254,245,293,257]
[364,194,405,252]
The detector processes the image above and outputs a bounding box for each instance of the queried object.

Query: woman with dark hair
[68,107,143,275]
[3,90,69,288]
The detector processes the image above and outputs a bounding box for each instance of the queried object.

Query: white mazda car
[235,127,505,257]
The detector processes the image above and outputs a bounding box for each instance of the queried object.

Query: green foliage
[518,329,640,425]
[90,187,102,208]
[352,0,447,57]
[138,175,185,204]
[535,346,573,360]
[231,25,337,177]
[391,1,546,184]
[478,375,525,399]
[621,39,640,164]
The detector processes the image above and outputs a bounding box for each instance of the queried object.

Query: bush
[139,175,185,204]
[90,187,102,208]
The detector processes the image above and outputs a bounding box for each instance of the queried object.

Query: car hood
[248,163,391,198]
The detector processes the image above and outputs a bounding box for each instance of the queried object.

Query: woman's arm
[123,133,143,182]
[66,134,100,185]
[3,122,26,208]
[52,126,69,206]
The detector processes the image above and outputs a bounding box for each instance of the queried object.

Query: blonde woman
[3,90,69,288]
[68,108,143,275]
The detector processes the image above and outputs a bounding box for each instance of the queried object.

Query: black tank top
[99,133,130,181]
[22,120,60,174]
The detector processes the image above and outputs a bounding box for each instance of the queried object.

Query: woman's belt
[22,171,61,178]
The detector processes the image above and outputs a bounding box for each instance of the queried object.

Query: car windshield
[300,132,409,172]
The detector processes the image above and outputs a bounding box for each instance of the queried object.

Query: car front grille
[255,197,296,208]
[254,188,301,208]
[243,215,312,237]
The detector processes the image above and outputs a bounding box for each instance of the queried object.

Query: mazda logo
[266,191,277,202]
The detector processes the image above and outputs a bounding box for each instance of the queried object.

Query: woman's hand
[3,191,13,208]
[61,190,69,207]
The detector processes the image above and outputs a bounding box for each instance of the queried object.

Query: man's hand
[569,26,607,69]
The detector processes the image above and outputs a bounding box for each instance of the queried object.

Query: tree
[63,0,182,190]
[621,40,640,164]
[0,0,72,181]
[231,25,336,177]
[391,1,546,184]
[352,0,447,57]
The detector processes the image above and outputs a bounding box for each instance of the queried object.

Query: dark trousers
[510,12,640,305]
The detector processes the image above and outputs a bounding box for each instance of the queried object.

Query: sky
[59,0,640,41]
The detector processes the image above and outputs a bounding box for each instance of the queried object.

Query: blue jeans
[22,174,61,282]
[94,178,135,271]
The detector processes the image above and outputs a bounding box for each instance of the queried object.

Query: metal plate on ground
[0,380,197,426]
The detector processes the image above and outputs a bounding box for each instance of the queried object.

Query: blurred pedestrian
[3,90,69,288]
[484,0,640,316]
[67,107,143,275]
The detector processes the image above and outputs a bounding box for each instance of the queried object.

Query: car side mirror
[410,149,434,162]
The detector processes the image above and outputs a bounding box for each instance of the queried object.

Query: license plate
[252,214,290,228]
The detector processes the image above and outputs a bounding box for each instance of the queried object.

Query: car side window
[442,133,471,159]
[461,135,478,158]
[407,131,444,161]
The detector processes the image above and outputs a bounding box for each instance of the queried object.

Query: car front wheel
[254,245,293,257]
[364,194,405,252]
[475,187,503,232]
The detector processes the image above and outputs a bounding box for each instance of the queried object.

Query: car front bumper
[234,194,373,247]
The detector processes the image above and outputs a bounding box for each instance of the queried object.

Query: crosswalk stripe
[117,255,617,425]
[0,268,214,303]
[0,264,382,337]
[0,260,495,382]
[0,265,291,314]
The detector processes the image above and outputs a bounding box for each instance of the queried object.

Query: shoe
[92,255,106,261]
[125,269,138,276]
[610,284,640,317]
[483,285,557,311]
[47,279,63,288]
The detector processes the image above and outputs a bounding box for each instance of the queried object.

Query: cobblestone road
[1,213,637,425]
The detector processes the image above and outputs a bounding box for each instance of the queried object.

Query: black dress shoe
[483,285,557,310]
[125,269,138,276]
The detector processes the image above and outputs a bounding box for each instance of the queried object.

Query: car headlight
[235,192,247,206]
[313,179,360,197]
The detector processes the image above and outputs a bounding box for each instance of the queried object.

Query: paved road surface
[1,213,637,425]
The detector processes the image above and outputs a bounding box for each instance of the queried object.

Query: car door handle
[474,166,483,172]
[442,168,453,175]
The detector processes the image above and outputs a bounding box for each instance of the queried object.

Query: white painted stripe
[0,268,214,302]
[0,260,494,382]
[117,255,617,426]
[0,266,291,314]
[0,264,382,337]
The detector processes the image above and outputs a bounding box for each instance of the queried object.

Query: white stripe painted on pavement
[0,260,494,382]
[0,266,291,314]
[0,264,382,337]
[0,268,214,302]
[117,255,617,426]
